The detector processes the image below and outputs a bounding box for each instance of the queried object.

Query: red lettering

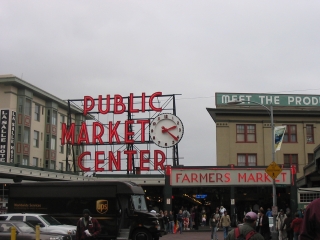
[137,119,149,142]
[176,173,182,183]
[95,151,104,172]
[83,96,94,116]
[141,92,146,112]
[216,173,223,182]
[124,120,134,143]
[154,150,165,170]
[191,173,198,182]
[281,172,286,182]
[108,151,121,170]
[124,150,137,171]
[264,173,272,182]
[209,173,215,182]
[140,150,150,171]
[149,92,162,112]
[92,122,104,144]
[238,173,246,182]
[108,121,121,143]
[225,173,231,183]
[129,93,139,113]
[98,95,111,114]
[182,174,191,183]
[200,173,207,182]
[77,122,90,144]
[78,152,91,171]
[247,173,256,182]
[114,94,125,114]
[257,173,263,182]
[61,123,75,145]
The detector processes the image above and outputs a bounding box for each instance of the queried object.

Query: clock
[150,113,184,148]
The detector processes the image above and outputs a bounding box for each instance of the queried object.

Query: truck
[7,181,165,240]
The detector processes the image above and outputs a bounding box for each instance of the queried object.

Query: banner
[0,110,9,162]
[274,126,286,151]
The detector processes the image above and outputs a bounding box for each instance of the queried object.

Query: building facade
[207,92,320,179]
[0,74,86,172]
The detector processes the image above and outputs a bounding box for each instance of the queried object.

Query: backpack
[235,227,256,240]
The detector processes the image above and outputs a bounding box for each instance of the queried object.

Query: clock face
[149,113,184,148]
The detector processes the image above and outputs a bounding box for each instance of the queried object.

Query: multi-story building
[207,92,320,180]
[0,74,86,172]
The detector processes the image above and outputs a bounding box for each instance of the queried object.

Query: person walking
[256,209,270,240]
[276,209,287,240]
[76,209,101,240]
[176,209,183,234]
[282,212,293,240]
[163,210,169,233]
[194,205,200,230]
[209,212,219,240]
[300,198,320,240]
[168,210,174,233]
[291,213,303,240]
[220,211,231,239]
[226,211,264,240]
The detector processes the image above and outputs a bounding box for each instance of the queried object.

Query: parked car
[0,213,76,236]
[0,220,72,240]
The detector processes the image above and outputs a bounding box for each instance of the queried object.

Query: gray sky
[1,0,320,167]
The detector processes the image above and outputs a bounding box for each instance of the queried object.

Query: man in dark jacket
[300,198,320,240]
[256,209,270,240]
[76,209,101,240]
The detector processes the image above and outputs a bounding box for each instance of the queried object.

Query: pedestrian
[256,209,270,240]
[176,209,183,234]
[182,207,190,230]
[209,212,219,240]
[226,211,264,240]
[266,208,272,218]
[290,213,303,240]
[189,207,194,230]
[220,206,226,216]
[163,210,169,233]
[76,209,101,240]
[220,211,231,239]
[282,212,293,240]
[194,205,200,230]
[168,210,174,234]
[276,209,287,240]
[300,198,320,240]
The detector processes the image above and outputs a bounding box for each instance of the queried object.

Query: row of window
[237,153,314,172]
[236,124,314,143]
[16,155,70,170]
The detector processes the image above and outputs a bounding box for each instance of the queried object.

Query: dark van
[8,181,165,240]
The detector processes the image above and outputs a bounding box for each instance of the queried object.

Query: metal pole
[270,105,278,240]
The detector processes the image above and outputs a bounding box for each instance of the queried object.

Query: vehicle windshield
[131,195,148,211]
[39,215,62,226]
[15,222,35,233]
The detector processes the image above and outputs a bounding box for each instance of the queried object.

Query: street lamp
[228,100,278,240]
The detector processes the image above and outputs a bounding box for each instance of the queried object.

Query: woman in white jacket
[276,209,287,240]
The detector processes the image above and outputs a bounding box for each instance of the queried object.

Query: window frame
[283,125,297,143]
[284,154,299,172]
[306,124,314,144]
[33,130,39,148]
[237,153,257,166]
[34,103,40,121]
[236,124,256,143]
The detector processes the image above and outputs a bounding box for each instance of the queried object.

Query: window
[52,110,57,125]
[306,125,314,143]
[24,99,31,116]
[59,143,64,154]
[50,160,55,169]
[34,104,40,121]
[23,127,30,144]
[46,135,50,149]
[283,125,297,143]
[18,97,23,113]
[60,114,65,129]
[51,136,56,150]
[32,157,38,167]
[17,126,22,142]
[22,156,28,165]
[47,110,51,123]
[284,154,299,172]
[308,154,314,164]
[33,131,39,147]
[26,216,41,226]
[237,154,257,166]
[236,124,256,142]
[59,162,63,171]
[45,160,49,168]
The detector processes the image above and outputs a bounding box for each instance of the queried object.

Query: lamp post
[228,100,278,240]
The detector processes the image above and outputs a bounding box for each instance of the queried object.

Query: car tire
[132,229,152,240]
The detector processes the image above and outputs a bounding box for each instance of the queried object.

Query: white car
[0,213,76,237]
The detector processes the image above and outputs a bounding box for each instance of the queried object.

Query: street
[161,228,226,240]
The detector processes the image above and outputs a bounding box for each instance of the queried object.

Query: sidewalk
[162,228,226,240]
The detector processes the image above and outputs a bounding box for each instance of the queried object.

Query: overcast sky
[1,1,320,168]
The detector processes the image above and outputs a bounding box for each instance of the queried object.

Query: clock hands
[161,126,178,141]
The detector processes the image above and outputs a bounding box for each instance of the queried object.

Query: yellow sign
[265,161,282,179]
